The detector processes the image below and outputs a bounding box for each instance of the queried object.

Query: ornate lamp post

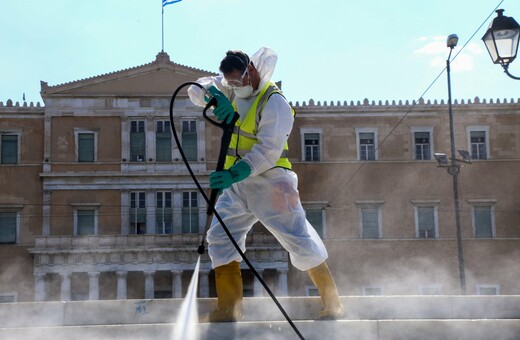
[482,9,520,79]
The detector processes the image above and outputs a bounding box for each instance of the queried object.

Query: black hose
[169,82,305,340]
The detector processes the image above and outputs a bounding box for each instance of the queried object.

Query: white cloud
[414,36,483,72]
[415,41,445,55]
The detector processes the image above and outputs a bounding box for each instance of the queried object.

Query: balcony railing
[32,233,280,250]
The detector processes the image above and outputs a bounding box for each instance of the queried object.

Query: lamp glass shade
[482,10,520,65]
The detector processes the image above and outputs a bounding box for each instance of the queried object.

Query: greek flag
[163,0,182,7]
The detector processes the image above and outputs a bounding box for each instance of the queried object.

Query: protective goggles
[222,67,249,89]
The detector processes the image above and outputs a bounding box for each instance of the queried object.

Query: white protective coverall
[188,47,328,271]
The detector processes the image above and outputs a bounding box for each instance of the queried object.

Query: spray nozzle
[202,87,213,104]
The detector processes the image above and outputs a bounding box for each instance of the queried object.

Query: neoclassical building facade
[0,52,519,303]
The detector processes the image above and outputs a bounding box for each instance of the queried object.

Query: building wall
[50,115,122,171]
[1,74,519,302]
[289,100,520,296]
[0,103,44,302]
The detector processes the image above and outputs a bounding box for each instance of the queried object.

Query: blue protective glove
[207,86,235,124]
[210,161,252,190]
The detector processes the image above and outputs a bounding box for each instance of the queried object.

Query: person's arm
[187,76,233,107]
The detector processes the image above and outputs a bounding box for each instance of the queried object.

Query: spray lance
[169,82,304,340]
[197,94,239,255]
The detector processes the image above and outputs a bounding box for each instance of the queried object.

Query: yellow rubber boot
[201,261,243,322]
[307,262,345,320]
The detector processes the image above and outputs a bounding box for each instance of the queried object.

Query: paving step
[2,295,520,328]
[1,319,520,340]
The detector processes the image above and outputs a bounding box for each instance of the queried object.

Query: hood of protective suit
[187,47,278,106]
[249,47,278,97]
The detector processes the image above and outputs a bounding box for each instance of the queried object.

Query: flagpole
[161,5,164,52]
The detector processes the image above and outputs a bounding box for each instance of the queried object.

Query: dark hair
[219,50,250,74]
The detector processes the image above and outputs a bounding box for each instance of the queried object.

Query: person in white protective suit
[188,47,344,322]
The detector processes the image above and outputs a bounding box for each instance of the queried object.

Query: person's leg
[203,187,257,322]
[202,261,243,322]
[307,261,345,319]
[248,169,344,319]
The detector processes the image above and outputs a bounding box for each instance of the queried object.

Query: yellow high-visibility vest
[224,82,294,170]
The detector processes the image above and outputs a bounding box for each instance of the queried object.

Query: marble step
[2,295,520,328]
[1,319,520,340]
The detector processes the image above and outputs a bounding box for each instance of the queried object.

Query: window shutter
[78,133,95,162]
[130,133,145,161]
[182,121,197,161]
[362,208,379,239]
[418,207,435,238]
[156,121,172,162]
[1,135,18,164]
[475,206,493,238]
[182,192,199,233]
[156,132,172,162]
[0,212,17,243]
[77,210,95,235]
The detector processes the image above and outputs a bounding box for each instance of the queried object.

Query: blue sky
[1,0,519,105]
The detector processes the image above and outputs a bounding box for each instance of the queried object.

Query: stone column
[116,271,128,300]
[199,270,209,298]
[59,272,71,301]
[172,270,183,298]
[277,268,288,297]
[253,269,265,297]
[34,273,46,302]
[88,272,100,300]
[144,271,155,299]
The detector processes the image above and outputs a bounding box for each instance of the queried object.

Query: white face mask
[234,84,254,98]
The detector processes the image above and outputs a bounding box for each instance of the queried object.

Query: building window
[411,128,433,160]
[74,208,97,236]
[470,131,487,159]
[74,129,97,162]
[356,128,378,161]
[156,192,173,234]
[467,126,489,160]
[182,191,199,234]
[130,192,146,234]
[0,133,19,164]
[182,120,197,161]
[472,204,495,238]
[0,212,17,244]
[477,285,499,295]
[363,286,383,296]
[156,121,172,162]
[358,203,383,239]
[414,205,438,239]
[305,134,320,161]
[130,120,146,162]
[300,128,322,162]
[304,207,324,238]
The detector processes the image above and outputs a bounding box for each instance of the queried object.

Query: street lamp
[434,34,471,295]
[482,9,520,80]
